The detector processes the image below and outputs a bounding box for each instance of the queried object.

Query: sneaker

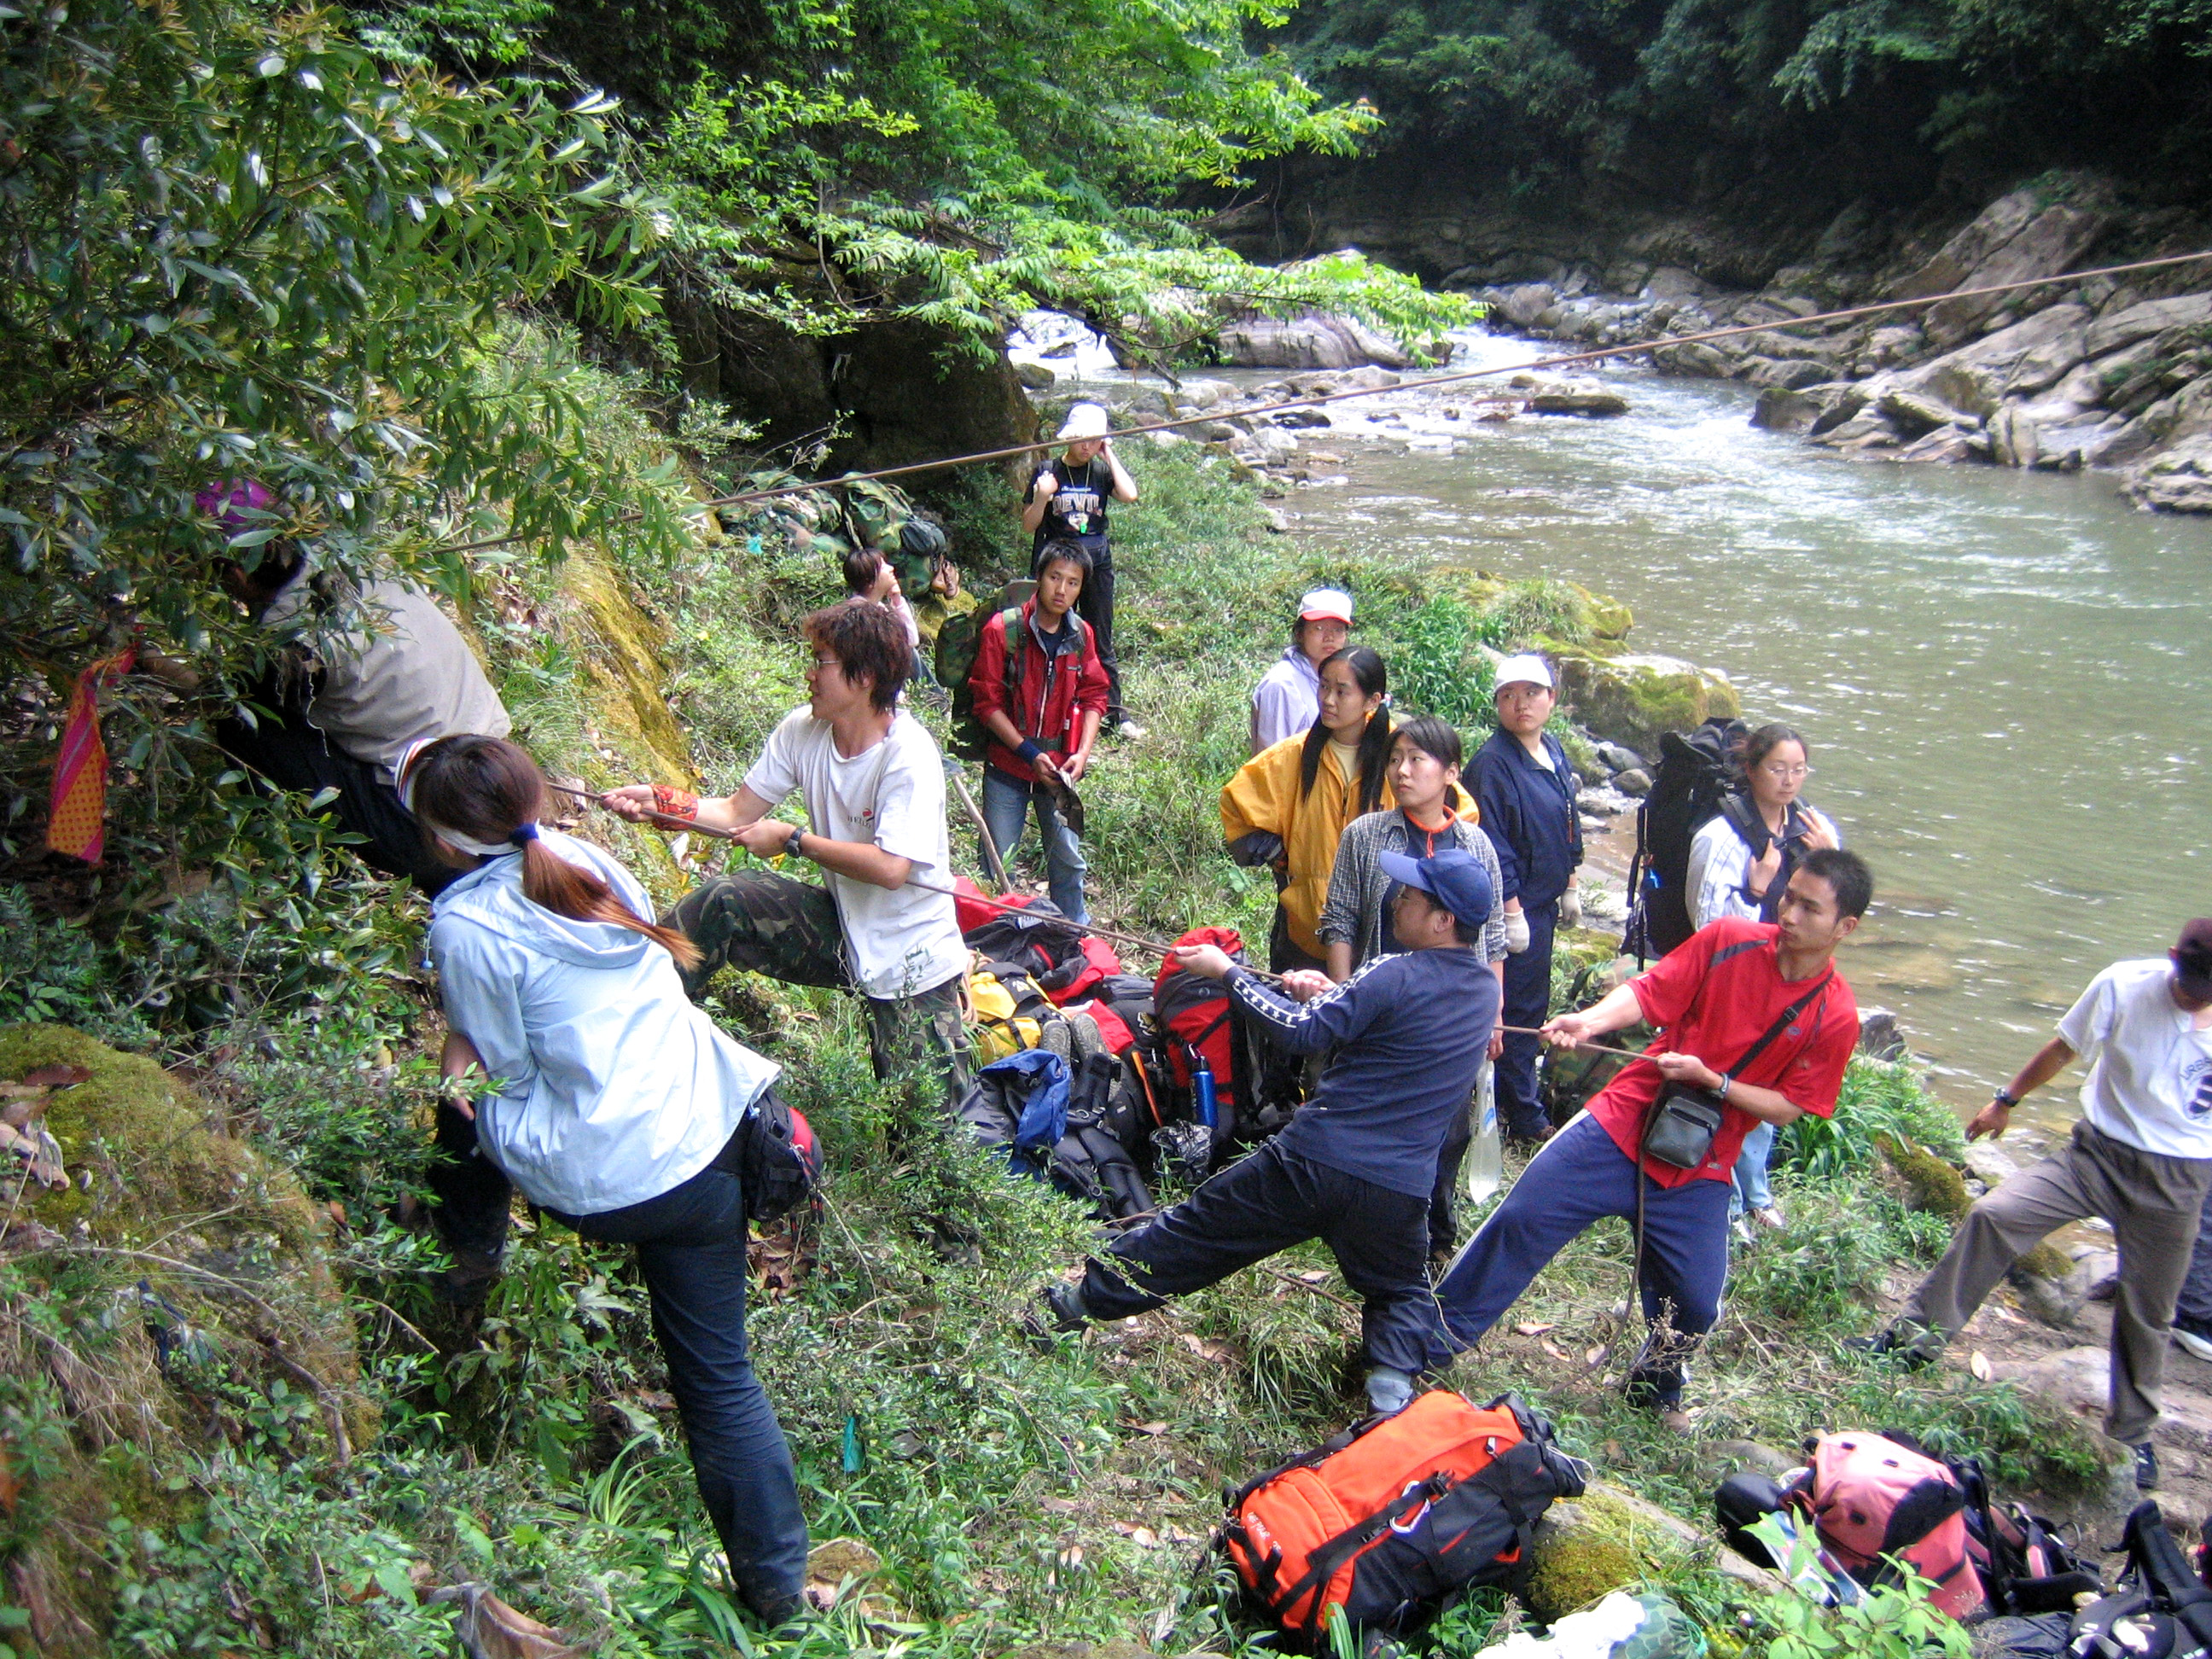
[1365,1366,1416,1416]
[1750,1204,1787,1231]
[1843,1325,1939,1370]
[2132,1441,2160,1491]
[2174,1318,2212,1362]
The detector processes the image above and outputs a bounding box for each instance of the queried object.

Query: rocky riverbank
[1466,184,2212,511]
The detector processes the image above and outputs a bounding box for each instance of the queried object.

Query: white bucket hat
[1057,403,1111,442]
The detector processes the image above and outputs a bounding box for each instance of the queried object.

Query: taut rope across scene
[430,248,2212,559]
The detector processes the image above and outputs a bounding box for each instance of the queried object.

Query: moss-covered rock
[1525,1482,1702,1620]
[1879,1132,2072,1290]
[1554,653,1742,754]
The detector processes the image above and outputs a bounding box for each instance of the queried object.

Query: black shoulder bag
[1640,973,1832,1173]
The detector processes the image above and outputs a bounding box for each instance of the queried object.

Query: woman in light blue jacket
[410,735,808,1623]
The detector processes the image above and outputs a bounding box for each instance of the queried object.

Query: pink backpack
[1788,1433,1986,1618]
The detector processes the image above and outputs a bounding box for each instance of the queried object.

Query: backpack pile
[1624,716,1749,962]
[1221,1391,1589,1644]
[954,1014,1153,1220]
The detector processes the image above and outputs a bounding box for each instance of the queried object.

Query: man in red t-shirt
[1433,848,1871,1422]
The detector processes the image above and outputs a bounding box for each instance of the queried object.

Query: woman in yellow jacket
[1220,647,1394,973]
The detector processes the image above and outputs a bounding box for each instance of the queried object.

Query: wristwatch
[1992,1088,2019,1108]
[785,824,806,859]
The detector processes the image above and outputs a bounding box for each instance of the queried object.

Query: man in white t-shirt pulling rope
[604,603,973,1115]
[1854,920,2212,1491]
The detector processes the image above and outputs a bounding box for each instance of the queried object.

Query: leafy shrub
[1784,1059,1965,1184]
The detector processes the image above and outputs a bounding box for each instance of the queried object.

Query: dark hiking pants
[549,1129,810,1622]
[1434,1113,1732,1409]
[214,707,456,893]
[1497,899,1557,1137]
[1078,1139,1449,1377]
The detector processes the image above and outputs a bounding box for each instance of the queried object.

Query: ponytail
[409,736,700,970]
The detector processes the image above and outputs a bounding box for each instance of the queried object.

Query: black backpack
[954,1045,1153,1221]
[1625,717,1751,962]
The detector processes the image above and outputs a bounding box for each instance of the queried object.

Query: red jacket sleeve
[1074,620,1111,717]
[970,612,1010,722]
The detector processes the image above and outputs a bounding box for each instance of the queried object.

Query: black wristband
[1993,1088,2019,1108]
[785,824,806,859]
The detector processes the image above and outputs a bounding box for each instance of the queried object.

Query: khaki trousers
[1905,1119,2212,1444]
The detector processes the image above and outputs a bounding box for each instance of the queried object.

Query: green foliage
[1746,1516,1973,1659]
[1284,0,2212,203]
[0,0,694,752]
[1784,1058,1966,1185]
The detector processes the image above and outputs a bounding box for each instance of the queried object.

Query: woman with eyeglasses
[1685,722,1841,1231]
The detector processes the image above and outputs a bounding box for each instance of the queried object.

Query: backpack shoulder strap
[1000,606,1027,713]
[1718,793,1771,856]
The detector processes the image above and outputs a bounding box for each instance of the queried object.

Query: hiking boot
[1844,1324,1941,1370]
[2133,1441,2160,1491]
[433,1245,504,1308]
[2174,1318,2212,1363]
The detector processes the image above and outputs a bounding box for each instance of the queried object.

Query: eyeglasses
[810,655,841,672]
[1759,764,1813,780]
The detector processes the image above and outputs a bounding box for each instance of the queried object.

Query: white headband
[421,819,539,859]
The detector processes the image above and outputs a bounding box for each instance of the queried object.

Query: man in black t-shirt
[1022,402,1140,736]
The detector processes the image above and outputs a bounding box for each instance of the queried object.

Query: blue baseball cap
[1378,847,1495,932]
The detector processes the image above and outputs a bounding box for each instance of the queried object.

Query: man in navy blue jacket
[1039,850,1500,1416]
[1474,655,1584,1143]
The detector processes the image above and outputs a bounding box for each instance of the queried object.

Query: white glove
[1504,908,1532,954]
[1558,888,1583,929]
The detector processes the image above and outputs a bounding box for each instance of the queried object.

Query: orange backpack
[1221,1392,1588,1644]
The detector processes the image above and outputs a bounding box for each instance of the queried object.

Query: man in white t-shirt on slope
[604,602,972,1113]
[1854,920,2212,1491]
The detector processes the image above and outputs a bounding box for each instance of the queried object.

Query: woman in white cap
[1472,654,1585,1144]
[1022,402,1140,736]
[1249,587,1354,754]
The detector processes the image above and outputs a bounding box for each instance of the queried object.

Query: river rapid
[1027,322,2212,1123]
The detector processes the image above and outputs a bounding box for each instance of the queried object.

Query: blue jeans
[1732,1121,1777,1216]
[981,765,1088,923]
[550,1135,809,1621]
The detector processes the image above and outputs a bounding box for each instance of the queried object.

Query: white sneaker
[1750,1204,1787,1231]
[2174,1323,2212,1362]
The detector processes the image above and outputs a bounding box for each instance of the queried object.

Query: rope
[430,247,2212,557]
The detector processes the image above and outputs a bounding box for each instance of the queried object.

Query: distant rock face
[1215,311,1414,370]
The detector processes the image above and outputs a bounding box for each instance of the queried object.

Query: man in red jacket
[970,540,1111,923]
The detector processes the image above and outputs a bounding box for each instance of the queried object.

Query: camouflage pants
[669,871,972,1110]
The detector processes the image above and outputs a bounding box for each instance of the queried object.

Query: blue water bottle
[1192,1060,1219,1132]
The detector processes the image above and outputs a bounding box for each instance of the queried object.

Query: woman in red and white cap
[1249,587,1354,754]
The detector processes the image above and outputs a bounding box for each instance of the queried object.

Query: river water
[1022,318,2212,1117]
[1248,329,2211,1115]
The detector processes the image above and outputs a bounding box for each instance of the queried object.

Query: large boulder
[1525,1484,1701,1620]
[1893,190,2044,300]
[1920,204,2104,347]
[1495,283,1558,328]
[1215,311,1413,370]
[2085,291,2212,358]
[1554,653,1742,754]
[2123,432,2212,511]
[1875,304,2093,422]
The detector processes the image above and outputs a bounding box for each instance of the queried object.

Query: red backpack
[1788,1432,1985,1618]
[1153,925,1256,1151]
[1222,1392,1586,1644]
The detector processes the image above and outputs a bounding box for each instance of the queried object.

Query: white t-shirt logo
[2186,1057,2212,1121]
